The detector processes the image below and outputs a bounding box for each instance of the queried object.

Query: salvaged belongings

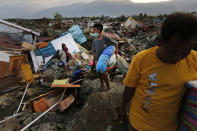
[96,46,116,74]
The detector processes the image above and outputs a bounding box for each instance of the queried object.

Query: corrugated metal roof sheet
[0,19,40,36]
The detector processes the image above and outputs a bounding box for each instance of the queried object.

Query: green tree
[90,16,96,21]
[54,12,63,21]
[158,14,163,19]
[101,14,105,21]
[119,14,126,22]
[139,13,144,20]
[41,25,50,37]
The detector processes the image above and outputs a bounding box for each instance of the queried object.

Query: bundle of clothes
[179,80,197,130]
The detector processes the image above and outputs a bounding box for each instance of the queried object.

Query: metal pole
[15,83,29,114]
[60,88,66,101]
[0,113,23,124]
[20,79,81,130]
[20,87,67,131]
[20,101,60,131]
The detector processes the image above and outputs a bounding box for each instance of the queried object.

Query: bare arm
[92,53,96,71]
[121,86,136,110]
[119,86,136,121]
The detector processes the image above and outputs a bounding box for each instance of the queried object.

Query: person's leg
[99,73,105,90]
[103,72,110,90]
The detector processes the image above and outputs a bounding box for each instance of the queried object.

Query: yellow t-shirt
[123,46,197,131]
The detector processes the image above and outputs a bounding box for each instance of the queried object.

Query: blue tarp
[61,25,87,44]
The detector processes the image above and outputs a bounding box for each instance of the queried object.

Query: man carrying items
[120,13,197,131]
[92,23,118,92]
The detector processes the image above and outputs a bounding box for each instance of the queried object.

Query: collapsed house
[0,19,40,94]
[0,19,40,45]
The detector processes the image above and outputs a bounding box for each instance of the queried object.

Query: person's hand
[116,53,118,58]
[91,61,95,71]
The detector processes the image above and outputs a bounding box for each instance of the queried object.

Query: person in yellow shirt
[120,13,197,131]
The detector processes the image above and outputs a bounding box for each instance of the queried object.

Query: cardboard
[36,42,48,48]
[22,42,36,50]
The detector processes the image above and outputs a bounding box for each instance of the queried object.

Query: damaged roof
[0,35,21,49]
[0,19,40,36]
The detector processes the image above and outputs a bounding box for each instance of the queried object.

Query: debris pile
[0,15,163,130]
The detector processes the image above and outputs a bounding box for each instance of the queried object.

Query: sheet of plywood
[0,62,9,76]
[59,95,75,112]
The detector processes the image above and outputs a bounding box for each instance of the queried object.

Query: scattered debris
[0,15,163,131]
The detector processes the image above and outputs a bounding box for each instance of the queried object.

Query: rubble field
[0,15,162,131]
[0,76,124,131]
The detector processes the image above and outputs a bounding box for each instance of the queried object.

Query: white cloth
[59,50,68,65]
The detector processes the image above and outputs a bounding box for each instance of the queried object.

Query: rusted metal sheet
[0,61,9,76]
[9,55,28,75]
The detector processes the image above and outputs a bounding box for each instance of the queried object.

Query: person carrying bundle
[91,23,118,92]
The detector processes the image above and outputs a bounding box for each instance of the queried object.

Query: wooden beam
[28,90,55,102]
[51,84,81,88]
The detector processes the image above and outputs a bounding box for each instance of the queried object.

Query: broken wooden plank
[0,86,21,95]
[33,73,42,79]
[22,42,36,50]
[0,62,9,76]
[28,90,55,103]
[36,42,48,48]
[59,95,75,112]
[70,79,83,85]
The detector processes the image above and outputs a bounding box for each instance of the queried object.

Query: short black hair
[160,12,197,42]
[62,43,66,48]
[93,23,103,31]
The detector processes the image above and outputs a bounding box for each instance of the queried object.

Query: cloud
[0,0,95,18]
[1,0,95,12]
[0,0,196,18]
[130,0,171,3]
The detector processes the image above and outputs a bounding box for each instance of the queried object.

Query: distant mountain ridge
[31,0,197,18]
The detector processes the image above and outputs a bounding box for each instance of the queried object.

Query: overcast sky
[0,0,171,12]
[0,0,194,18]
